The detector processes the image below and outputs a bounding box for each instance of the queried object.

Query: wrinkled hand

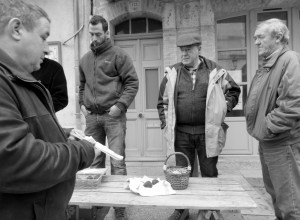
[69,129,85,140]
[108,105,121,116]
[80,105,91,117]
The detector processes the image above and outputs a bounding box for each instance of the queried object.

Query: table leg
[95,206,110,220]
[179,209,189,220]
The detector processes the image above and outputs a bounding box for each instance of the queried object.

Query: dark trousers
[174,130,218,178]
[174,130,218,214]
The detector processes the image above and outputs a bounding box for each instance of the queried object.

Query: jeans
[85,112,127,175]
[259,142,300,220]
[174,130,218,178]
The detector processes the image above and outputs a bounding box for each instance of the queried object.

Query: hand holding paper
[72,130,123,161]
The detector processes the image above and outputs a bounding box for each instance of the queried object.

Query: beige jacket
[159,66,236,157]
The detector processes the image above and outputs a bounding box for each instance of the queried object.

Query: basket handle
[163,152,191,171]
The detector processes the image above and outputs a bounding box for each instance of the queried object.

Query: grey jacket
[245,46,300,146]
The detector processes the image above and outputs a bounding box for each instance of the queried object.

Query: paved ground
[97,156,275,220]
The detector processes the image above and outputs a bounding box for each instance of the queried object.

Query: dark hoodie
[79,39,139,113]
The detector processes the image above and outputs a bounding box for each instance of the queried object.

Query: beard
[91,36,107,48]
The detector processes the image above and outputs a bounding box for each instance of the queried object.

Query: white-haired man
[0,1,101,219]
[245,18,300,220]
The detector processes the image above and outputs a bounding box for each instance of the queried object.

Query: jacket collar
[90,39,113,55]
[263,46,290,68]
[0,48,37,82]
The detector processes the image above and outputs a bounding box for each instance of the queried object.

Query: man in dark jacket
[0,1,101,219]
[32,57,68,112]
[157,33,240,220]
[245,18,300,220]
[79,15,138,220]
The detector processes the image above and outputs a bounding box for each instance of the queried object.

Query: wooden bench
[70,175,257,220]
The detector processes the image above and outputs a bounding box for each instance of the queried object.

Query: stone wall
[93,0,217,67]
[211,0,300,17]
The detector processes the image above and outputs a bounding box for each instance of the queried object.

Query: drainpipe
[63,0,85,130]
[74,0,81,130]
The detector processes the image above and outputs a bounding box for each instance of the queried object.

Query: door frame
[215,12,253,155]
[114,33,166,161]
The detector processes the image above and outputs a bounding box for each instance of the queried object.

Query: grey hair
[0,0,50,32]
[256,18,289,45]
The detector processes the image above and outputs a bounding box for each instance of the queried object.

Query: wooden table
[70,175,257,220]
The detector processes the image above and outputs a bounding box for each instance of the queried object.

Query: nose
[44,42,50,56]
[91,35,97,42]
[254,38,260,45]
[181,50,188,55]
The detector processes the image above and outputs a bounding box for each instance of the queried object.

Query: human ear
[276,33,283,43]
[7,18,23,41]
[105,30,110,38]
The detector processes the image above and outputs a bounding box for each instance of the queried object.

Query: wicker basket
[163,152,191,190]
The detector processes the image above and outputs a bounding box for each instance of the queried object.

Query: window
[217,15,248,117]
[115,18,162,35]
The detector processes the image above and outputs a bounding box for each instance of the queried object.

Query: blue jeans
[259,143,300,220]
[85,112,127,175]
[174,130,218,177]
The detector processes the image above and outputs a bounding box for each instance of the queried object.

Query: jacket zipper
[92,56,97,112]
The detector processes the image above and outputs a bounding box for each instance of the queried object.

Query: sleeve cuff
[115,103,126,113]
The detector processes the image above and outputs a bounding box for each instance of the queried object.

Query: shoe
[115,207,127,220]
[168,210,189,220]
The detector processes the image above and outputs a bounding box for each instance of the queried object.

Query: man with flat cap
[157,33,240,220]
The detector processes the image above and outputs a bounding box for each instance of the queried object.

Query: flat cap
[176,33,201,47]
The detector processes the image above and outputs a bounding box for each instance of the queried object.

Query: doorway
[115,38,166,161]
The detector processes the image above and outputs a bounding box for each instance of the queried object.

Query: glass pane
[257,11,287,25]
[132,18,146,34]
[148,18,162,33]
[257,11,287,66]
[226,85,247,117]
[145,69,159,109]
[218,50,247,83]
[217,16,246,49]
[115,20,129,35]
[128,99,135,109]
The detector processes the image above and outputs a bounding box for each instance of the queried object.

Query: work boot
[114,207,127,220]
[168,209,189,220]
